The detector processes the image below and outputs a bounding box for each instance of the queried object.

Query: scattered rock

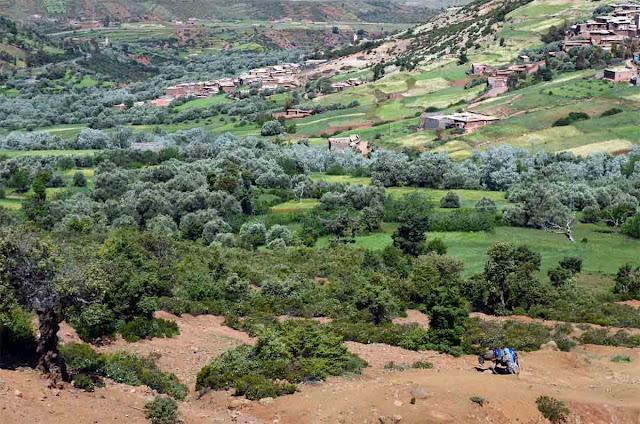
[540,341,559,351]
[259,397,274,406]
[228,399,248,410]
[393,400,403,407]
[410,387,429,399]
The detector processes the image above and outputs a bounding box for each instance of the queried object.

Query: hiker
[478,347,520,375]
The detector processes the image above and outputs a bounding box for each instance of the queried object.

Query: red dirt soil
[4,313,640,424]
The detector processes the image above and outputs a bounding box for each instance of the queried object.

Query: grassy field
[0,149,98,157]
[309,173,372,185]
[387,187,509,209]
[270,199,319,214]
[174,95,232,111]
[316,224,640,276]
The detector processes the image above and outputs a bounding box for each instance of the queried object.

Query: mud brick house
[470,63,490,75]
[603,67,638,82]
[272,109,314,119]
[327,135,371,157]
[420,112,500,133]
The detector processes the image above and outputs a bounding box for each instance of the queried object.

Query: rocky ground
[2,312,640,424]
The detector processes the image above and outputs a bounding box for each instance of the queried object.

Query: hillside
[0,16,66,69]
[0,0,467,23]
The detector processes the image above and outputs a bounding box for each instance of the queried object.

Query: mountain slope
[1,0,469,23]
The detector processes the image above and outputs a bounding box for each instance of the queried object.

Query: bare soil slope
[3,313,640,424]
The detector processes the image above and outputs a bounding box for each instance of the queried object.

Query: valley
[1,0,640,423]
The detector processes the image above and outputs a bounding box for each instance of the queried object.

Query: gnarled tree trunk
[36,308,68,386]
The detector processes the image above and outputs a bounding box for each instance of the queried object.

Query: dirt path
[59,311,254,388]
[6,313,640,424]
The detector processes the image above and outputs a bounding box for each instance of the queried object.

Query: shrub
[613,264,640,299]
[384,361,410,371]
[579,328,640,348]
[475,197,497,214]
[68,303,117,342]
[72,172,88,187]
[621,214,640,239]
[0,307,37,360]
[439,191,461,208]
[196,321,365,399]
[611,354,632,363]
[233,374,297,400]
[71,373,105,392]
[425,238,447,255]
[118,317,179,343]
[552,112,589,127]
[600,107,623,117]
[558,257,582,274]
[470,395,485,407]
[260,120,283,136]
[145,396,178,424]
[412,360,433,369]
[536,396,569,423]
[60,343,103,373]
[104,352,187,399]
[61,344,187,400]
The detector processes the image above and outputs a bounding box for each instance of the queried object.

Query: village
[115,1,640,159]
[418,2,640,138]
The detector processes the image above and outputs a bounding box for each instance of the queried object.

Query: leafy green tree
[440,191,461,208]
[613,264,640,299]
[7,168,30,193]
[372,62,386,81]
[392,213,428,256]
[72,172,87,187]
[464,243,548,313]
[239,222,267,250]
[475,197,497,214]
[621,213,640,239]
[0,230,68,383]
[355,278,398,325]
[260,120,283,136]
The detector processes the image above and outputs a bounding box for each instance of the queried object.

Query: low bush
[119,317,179,343]
[196,321,365,400]
[439,192,461,209]
[600,107,623,117]
[60,343,187,399]
[145,396,178,424]
[470,395,485,407]
[579,328,640,348]
[536,395,569,423]
[552,112,589,127]
[0,307,37,361]
[462,319,557,353]
[611,354,632,363]
[71,373,105,392]
[412,360,433,369]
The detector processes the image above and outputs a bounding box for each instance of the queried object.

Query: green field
[317,224,640,276]
[270,199,320,214]
[0,149,98,158]
[174,95,232,111]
